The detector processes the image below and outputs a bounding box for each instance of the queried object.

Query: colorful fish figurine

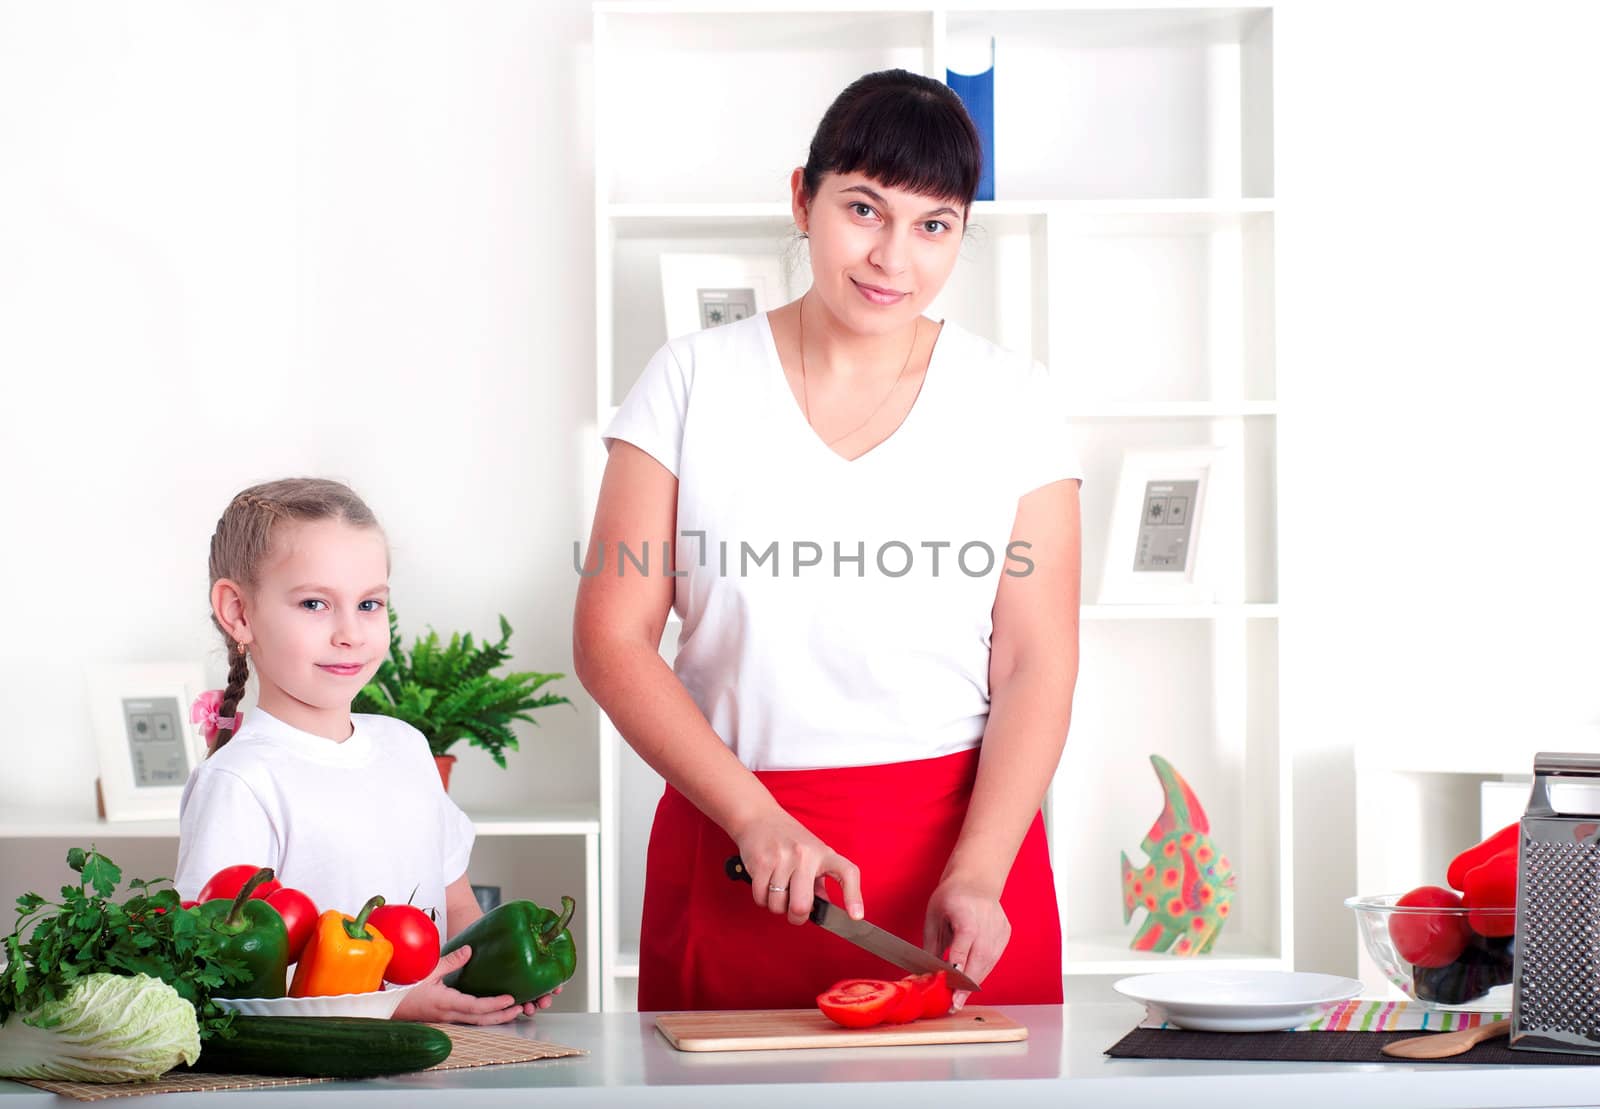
[1120,755,1237,955]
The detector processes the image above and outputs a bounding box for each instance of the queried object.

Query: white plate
[213,981,418,1019]
[1114,971,1364,1032]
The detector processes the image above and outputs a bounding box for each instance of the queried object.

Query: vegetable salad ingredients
[195,868,290,999]
[0,973,199,1083]
[1,847,249,1044]
[289,896,393,997]
[195,865,318,962]
[1383,822,1522,1004]
[441,896,577,1004]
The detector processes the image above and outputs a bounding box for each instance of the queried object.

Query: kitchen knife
[724,855,981,992]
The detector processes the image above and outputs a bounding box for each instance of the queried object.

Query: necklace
[799,291,920,448]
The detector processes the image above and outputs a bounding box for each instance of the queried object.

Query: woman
[574,69,1082,1011]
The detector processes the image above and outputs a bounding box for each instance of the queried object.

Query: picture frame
[1098,446,1227,605]
[87,661,212,821]
[658,252,789,339]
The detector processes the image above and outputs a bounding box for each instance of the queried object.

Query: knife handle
[724,855,828,925]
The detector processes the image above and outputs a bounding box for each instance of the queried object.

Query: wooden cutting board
[655,1007,1027,1052]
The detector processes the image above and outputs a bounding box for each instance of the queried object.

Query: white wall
[2,0,1597,983]
[1275,0,1600,973]
[0,0,599,825]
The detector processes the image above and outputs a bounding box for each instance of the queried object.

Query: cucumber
[188,1016,453,1078]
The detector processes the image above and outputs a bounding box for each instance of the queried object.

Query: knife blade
[724,855,981,992]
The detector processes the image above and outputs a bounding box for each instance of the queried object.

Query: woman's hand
[924,877,1011,1010]
[731,811,864,927]
[390,946,551,1025]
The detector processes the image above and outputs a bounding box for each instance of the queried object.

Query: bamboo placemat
[16,1023,585,1101]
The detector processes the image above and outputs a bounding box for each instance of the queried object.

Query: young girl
[174,477,558,1023]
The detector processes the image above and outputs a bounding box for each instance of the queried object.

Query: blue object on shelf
[947,37,995,201]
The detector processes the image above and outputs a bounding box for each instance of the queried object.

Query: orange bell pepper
[288,895,394,997]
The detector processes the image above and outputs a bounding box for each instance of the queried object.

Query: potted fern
[353,608,573,790]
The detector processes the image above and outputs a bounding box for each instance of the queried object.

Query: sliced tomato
[881,981,923,1024]
[901,971,954,1018]
[816,979,902,1029]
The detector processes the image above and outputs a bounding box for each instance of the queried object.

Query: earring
[236,640,248,656]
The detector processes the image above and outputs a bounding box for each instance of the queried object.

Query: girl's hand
[390,946,526,1026]
[515,984,562,1016]
[923,877,1011,1011]
[730,811,864,927]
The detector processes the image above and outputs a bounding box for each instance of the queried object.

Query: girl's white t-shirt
[174,708,475,937]
[600,311,1083,771]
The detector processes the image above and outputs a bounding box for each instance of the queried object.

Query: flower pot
[434,754,458,791]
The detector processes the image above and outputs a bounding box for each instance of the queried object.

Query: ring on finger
[768,883,788,893]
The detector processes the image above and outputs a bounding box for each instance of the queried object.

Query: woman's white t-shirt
[601,311,1082,771]
[174,708,476,937]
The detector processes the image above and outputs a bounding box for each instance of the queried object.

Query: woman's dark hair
[801,69,983,219]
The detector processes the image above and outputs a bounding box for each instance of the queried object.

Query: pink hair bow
[190,689,242,747]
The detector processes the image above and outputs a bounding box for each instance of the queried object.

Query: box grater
[1509,751,1600,1055]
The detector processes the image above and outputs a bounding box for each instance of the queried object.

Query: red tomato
[265,887,319,962]
[366,904,441,985]
[816,979,903,1029]
[1390,885,1470,967]
[902,971,954,1018]
[198,865,283,904]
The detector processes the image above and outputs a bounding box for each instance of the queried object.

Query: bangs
[806,72,982,209]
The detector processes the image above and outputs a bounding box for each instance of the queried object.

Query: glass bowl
[1345,894,1516,1009]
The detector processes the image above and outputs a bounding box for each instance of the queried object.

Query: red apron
[637,746,1063,1011]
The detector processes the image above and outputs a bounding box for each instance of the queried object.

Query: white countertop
[2,1002,1597,1107]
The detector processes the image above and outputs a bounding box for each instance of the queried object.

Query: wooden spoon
[1381,1018,1511,1059]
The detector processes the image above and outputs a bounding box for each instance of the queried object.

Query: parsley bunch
[0,847,248,1041]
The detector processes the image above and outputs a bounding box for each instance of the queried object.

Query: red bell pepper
[1461,846,1518,936]
[1447,823,1518,892]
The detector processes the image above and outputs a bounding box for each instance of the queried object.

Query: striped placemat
[15,1022,584,1101]
[1138,998,1510,1033]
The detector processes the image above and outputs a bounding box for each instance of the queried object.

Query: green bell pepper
[196,866,290,998]
[440,895,576,1004]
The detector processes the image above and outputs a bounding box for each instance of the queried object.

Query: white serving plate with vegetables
[213,981,418,1019]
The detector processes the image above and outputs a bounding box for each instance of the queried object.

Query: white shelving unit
[590,0,1281,1010]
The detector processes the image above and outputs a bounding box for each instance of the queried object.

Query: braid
[210,644,250,755]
